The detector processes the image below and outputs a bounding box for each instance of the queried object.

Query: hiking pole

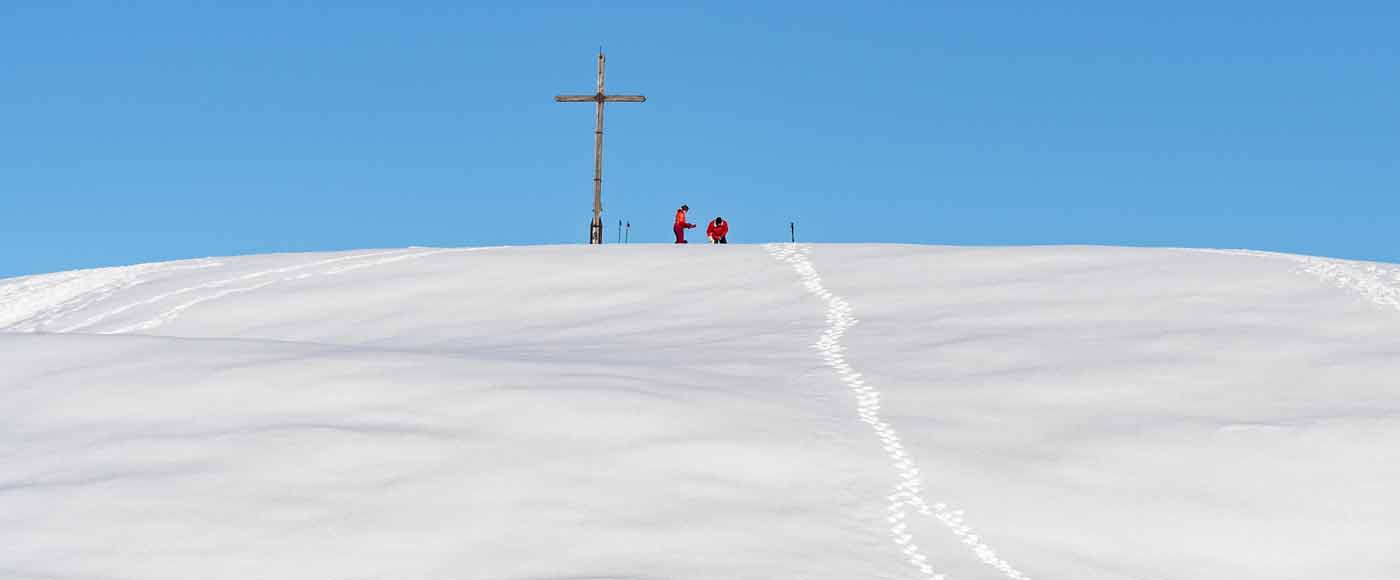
[617,220,622,244]
[625,221,631,244]
[790,222,795,243]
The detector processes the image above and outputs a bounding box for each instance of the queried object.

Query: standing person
[706,217,729,244]
[673,204,696,243]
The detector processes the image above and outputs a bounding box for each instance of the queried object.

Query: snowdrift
[2,244,1397,580]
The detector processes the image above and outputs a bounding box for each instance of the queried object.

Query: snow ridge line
[766,244,1030,580]
[101,247,477,335]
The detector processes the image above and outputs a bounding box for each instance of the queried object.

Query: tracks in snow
[0,259,222,332]
[92,247,478,334]
[767,244,1030,580]
[1200,249,1400,314]
[1295,256,1400,313]
[3,248,478,335]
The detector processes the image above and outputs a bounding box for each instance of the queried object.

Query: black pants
[711,236,727,244]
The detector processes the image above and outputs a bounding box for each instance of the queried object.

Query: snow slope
[2,244,1398,580]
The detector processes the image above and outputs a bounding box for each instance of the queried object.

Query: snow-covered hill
[2,244,1397,580]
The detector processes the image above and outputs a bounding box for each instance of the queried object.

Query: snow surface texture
[2,244,1398,580]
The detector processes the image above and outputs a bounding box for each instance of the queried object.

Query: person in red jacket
[706,217,729,244]
[673,204,696,243]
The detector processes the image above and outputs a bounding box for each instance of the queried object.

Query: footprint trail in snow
[767,244,1031,580]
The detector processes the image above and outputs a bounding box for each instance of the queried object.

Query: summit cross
[555,51,646,245]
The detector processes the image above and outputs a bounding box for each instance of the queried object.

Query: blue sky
[2,1,1396,277]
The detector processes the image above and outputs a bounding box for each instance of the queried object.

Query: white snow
[1,243,1397,580]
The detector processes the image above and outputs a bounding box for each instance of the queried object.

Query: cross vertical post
[555,52,646,244]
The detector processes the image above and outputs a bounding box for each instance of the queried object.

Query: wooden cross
[555,51,646,244]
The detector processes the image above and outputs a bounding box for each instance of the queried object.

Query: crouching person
[707,217,728,244]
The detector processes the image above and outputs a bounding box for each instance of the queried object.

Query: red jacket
[675,209,695,229]
[707,220,729,239]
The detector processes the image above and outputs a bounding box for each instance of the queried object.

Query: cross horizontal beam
[554,94,646,102]
[555,94,647,103]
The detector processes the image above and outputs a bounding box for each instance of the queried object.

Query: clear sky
[2,1,1396,277]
